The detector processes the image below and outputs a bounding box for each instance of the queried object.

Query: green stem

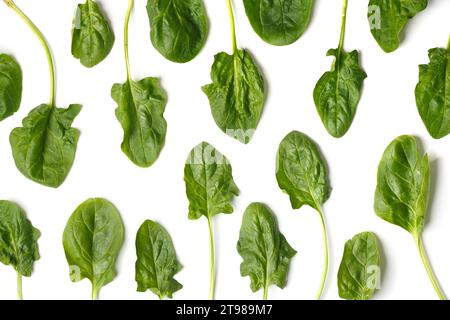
[17,272,23,300]
[415,235,446,300]
[207,217,216,300]
[263,283,268,300]
[91,286,99,300]
[315,207,329,300]
[4,0,55,106]
[124,0,133,81]
[226,0,237,54]
[447,35,450,50]
[338,0,348,53]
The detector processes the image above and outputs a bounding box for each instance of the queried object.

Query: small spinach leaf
[135,220,183,299]
[147,0,209,63]
[63,198,125,300]
[237,202,296,300]
[0,53,22,121]
[337,231,381,300]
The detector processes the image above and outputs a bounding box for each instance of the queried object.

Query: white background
[0,0,449,300]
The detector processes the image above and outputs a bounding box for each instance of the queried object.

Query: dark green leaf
[135,220,182,299]
[72,0,115,68]
[338,231,381,300]
[276,131,331,211]
[237,202,296,295]
[313,49,367,137]
[202,50,265,144]
[242,0,314,46]
[0,53,22,121]
[368,0,428,53]
[415,46,450,139]
[146,0,209,63]
[0,200,40,277]
[9,104,81,188]
[184,142,239,219]
[112,77,167,168]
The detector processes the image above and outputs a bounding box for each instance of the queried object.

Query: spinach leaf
[202,0,265,144]
[368,0,428,53]
[242,0,314,46]
[5,0,81,188]
[337,232,381,300]
[184,142,239,299]
[0,53,22,121]
[63,198,125,300]
[112,0,167,168]
[313,0,366,138]
[374,135,445,299]
[135,220,183,299]
[71,0,115,68]
[276,130,330,299]
[237,202,296,300]
[415,39,450,139]
[147,0,208,63]
[0,200,40,300]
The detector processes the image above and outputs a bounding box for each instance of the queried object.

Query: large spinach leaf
[415,41,450,139]
[242,0,314,46]
[147,0,208,63]
[368,0,428,53]
[337,231,381,300]
[63,198,125,300]
[202,0,265,144]
[237,202,296,300]
[313,0,366,138]
[276,130,330,299]
[374,135,445,299]
[135,220,183,299]
[0,53,22,121]
[0,200,40,300]
[72,0,115,68]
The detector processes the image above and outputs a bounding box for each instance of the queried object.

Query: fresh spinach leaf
[184,142,239,299]
[415,39,450,139]
[72,0,115,68]
[368,0,428,53]
[0,53,22,121]
[0,200,40,300]
[313,0,366,138]
[337,231,381,300]
[135,220,183,299]
[63,198,125,300]
[237,202,296,300]
[112,0,167,167]
[276,130,330,299]
[202,0,265,144]
[242,0,314,46]
[147,0,208,63]
[375,135,445,300]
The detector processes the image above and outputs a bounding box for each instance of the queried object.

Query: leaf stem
[207,217,216,300]
[17,271,23,300]
[263,283,269,300]
[338,0,348,53]
[415,235,446,300]
[447,34,450,50]
[91,285,99,300]
[226,0,237,54]
[124,0,133,81]
[315,207,329,300]
[4,0,55,106]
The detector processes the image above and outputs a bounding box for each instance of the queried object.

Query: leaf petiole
[124,0,133,81]
[17,271,23,300]
[207,217,216,300]
[91,286,99,300]
[226,0,237,54]
[315,207,329,300]
[338,0,348,55]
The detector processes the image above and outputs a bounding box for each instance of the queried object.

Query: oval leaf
[0,53,22,121]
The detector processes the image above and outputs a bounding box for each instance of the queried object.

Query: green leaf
[276,131,331,211]
[135,220,183,299]
[112,77,167,168]
[374,135,429,235]
[184,142,239,220]
[0,53,22,121]
[313,49,367,138]
[202,50,265,144]
[9,104,82,188]
[368,0,428,53]
[71,0,115,68]
[62,198,125,299]
[0,200,40,277]
[237,202,296,297]
[242,0,314,46]
[415,46,450,139]
[337,232,381,300]
[146,0,209,63]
